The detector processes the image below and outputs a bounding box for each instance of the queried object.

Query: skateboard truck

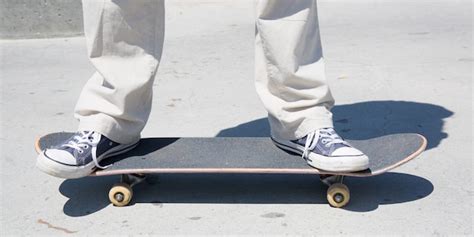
[110,173,351,208]
[108,173,147,207]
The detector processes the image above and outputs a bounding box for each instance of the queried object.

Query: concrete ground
[1,0,472,235]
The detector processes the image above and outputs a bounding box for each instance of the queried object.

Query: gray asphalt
[1,0,472,235]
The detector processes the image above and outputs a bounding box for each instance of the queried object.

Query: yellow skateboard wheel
[327,183,350,208]
[109,183,133,207]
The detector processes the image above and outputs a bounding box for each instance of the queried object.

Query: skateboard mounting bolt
[114,193,125,202]
[334,193,344,203]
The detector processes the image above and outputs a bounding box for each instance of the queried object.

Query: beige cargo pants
[75,0,335,144]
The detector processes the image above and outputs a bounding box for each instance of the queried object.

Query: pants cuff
[270,117,334,140]
[77,114,141,144]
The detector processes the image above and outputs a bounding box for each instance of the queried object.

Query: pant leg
[255,0,334,140]
[74,0,165,144]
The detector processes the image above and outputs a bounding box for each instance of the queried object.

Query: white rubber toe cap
[44,149,77,166]
[332,146,364,156]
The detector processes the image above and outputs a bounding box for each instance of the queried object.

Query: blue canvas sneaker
[36,131,138,179]
[272,128,369,172]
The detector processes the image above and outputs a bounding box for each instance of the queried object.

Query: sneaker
[272,128,369,172]
[36,131,139,179]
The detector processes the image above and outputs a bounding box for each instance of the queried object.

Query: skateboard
[35,132,427,208]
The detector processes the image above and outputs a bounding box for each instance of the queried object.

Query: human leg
[255,0,334,141]
[75,0,166,145]
[255,0,368,171]
[37,0,165,178]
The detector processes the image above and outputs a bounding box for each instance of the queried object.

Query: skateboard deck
[35,132,427,207]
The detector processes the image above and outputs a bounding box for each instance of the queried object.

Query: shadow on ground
[59,172,433,216]
[217,100,453,150]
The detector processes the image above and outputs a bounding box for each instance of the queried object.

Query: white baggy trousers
[75,0,335,144]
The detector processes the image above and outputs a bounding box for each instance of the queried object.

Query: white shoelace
[62,131,109,169]
[302,129,347,159]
